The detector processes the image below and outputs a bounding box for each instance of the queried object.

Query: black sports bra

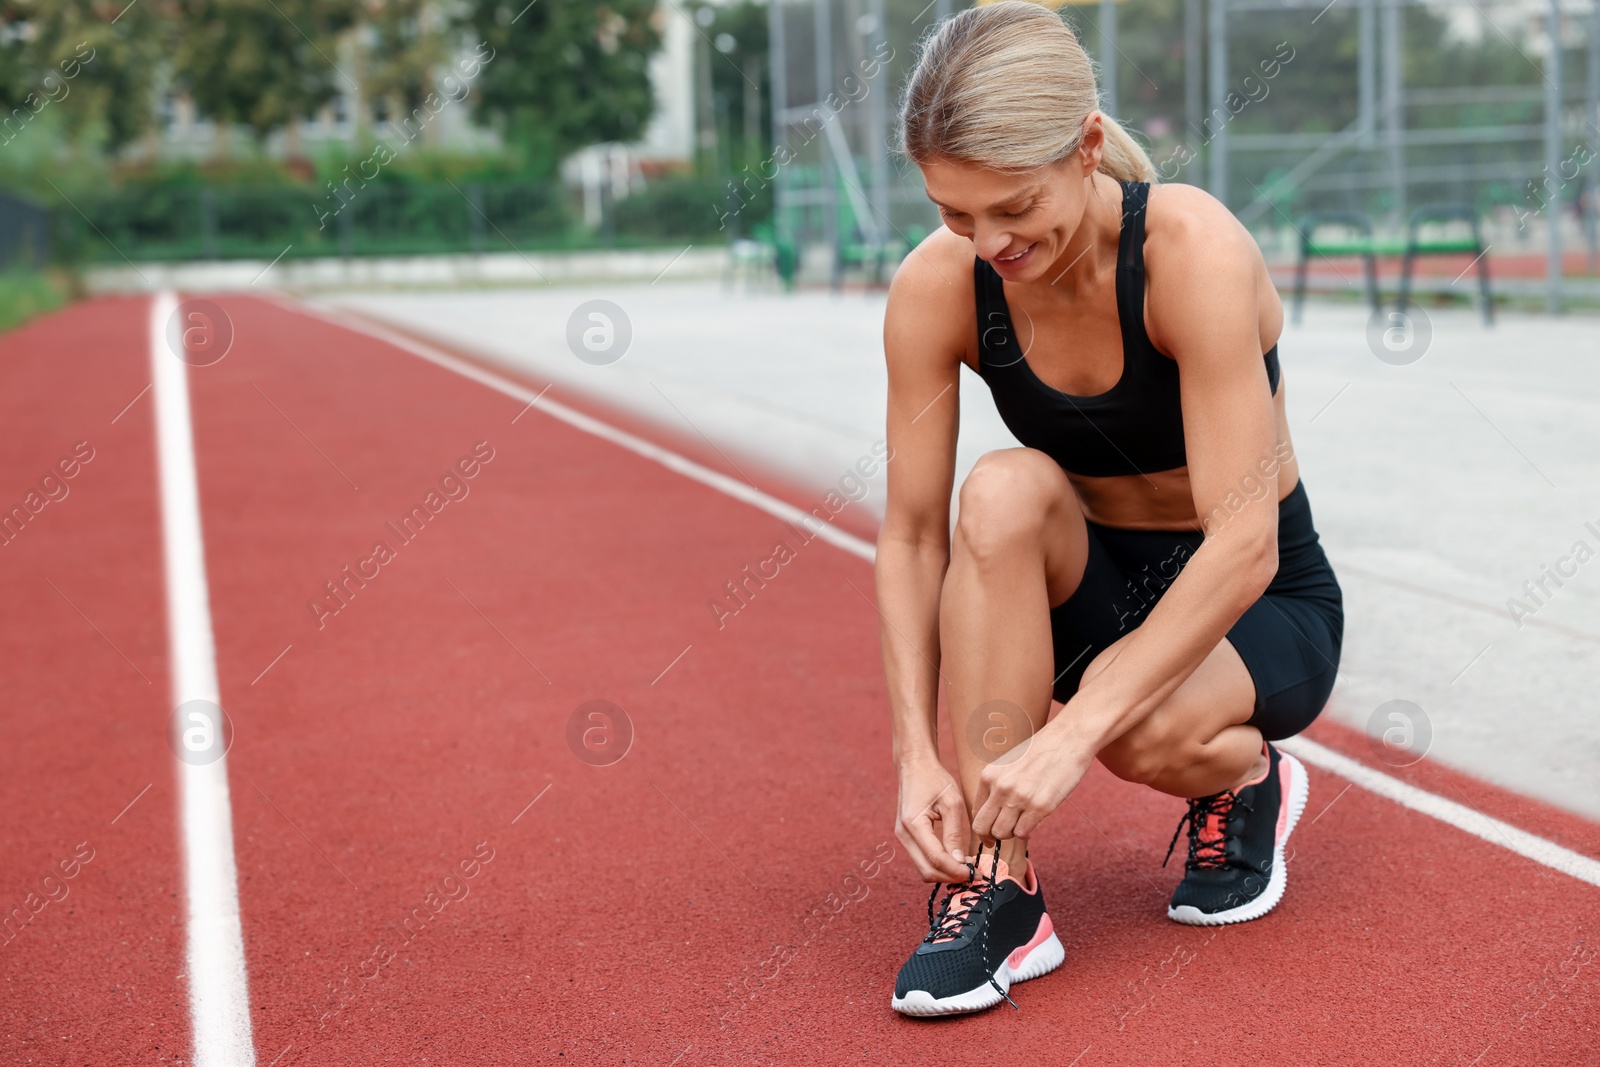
[972,180,1280,478]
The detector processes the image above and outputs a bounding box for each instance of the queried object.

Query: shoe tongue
[929,856,1015,942]
[1196,795,1235,853]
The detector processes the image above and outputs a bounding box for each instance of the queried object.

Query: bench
[1293,211,1382,324]
[1396,204,1493,326]
[1293,205,1494,326]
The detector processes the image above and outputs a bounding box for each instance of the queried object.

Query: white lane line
[152,290,258,1065]
[1278,737,1600,890]
[289,298,1600,890]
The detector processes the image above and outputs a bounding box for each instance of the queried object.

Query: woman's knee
[954,449,1066,563]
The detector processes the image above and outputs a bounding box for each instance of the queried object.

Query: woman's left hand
[970,721,1096,843]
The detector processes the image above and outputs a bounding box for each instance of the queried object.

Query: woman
[877,2,1344,1017]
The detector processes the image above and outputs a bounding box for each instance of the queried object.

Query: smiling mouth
[996,244,1034,263]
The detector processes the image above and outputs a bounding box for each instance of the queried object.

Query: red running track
[0,298,190,1063]
[2,294,1597,1066]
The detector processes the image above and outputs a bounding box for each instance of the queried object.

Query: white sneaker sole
[890,925,1066,1017]
[1168,751,1310,927]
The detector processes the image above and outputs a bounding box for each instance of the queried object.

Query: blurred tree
[697,0,769,165]
[455,0,660,176]
[173,0,360,141]
[359,0,453,127]
[0,0,169,152]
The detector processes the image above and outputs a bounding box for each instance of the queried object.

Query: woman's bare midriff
[1066,373,1301,532]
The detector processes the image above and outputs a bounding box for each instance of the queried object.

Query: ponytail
[1096,116,1157,183]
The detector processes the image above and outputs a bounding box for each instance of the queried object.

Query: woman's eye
[1002,205,1034,219]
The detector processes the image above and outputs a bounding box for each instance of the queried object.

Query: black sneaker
[890,844,1064,1016]
[1163,742,1309,925]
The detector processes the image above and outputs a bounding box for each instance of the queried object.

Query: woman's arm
[972,188,1282,841]
[877,234,973,881]
[1059,189,1281,751]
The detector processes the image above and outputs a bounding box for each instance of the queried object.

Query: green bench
[1293,211,1382,324]
[1396,204,1492,326]
[1293,205,1494,326]
[724,223,799,291]
[840,225,930,287]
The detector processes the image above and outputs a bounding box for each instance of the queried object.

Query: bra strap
[1115,180,1153,354]
[973,256,1009,367]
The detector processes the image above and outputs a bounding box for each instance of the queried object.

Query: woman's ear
[1078,113,1106,175]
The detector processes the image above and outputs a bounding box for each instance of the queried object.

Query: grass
[0,269,71,333]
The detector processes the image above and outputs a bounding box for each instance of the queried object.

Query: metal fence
[0,192,50,271]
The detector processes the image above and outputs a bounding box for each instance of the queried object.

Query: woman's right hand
[895,756,974,883]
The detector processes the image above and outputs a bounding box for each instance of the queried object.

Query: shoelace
[922,842,1020,1010]
[1163,791,1253,870]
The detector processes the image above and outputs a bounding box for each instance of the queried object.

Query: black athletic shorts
[1047,478,1343,741]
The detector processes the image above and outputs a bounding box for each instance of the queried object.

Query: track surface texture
[1,294,1596,1066]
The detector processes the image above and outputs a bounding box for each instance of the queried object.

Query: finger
[1013,808,1041,841]
[903,837,946,883]
[970,794,997,844]
[923,797,972,881]
[894,824,941,882]
[906,810,962,882]
[987,808,1011,843]
[938,793,972,869]
[971,771,995,821]
[990,799,1022,842]
[907,848,943,883]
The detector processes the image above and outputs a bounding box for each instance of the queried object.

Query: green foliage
[0,1,168,152]
[119,154,308,189]
[613,172,736,240]
[308,145,530,187]
[0,268,69,333]
[48,177,591,263]
[458,0,660,177]
[363,0,455,118]
[172,0,360,138]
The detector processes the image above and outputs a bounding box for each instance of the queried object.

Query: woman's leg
[939,449,1092,874]
[941,448,1271,854]
[1089,634,1267,798]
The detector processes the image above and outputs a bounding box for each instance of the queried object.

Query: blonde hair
[899,0,1156,182]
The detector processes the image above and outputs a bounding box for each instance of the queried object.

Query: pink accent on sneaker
[1006,913,1056,970]
[1239,741,1272,789]
[995,857,1037,894]
[1275,751,1295,844]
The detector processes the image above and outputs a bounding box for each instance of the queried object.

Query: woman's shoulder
[886,226,977,331]
[890,225,977,288]
[1140,181,1278,354]
[1142,181,1261,275]
[884,226,977,369]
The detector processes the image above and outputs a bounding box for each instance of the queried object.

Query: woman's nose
[973,228,1016,262]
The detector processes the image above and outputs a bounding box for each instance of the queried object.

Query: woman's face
[919,117,1105,284]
